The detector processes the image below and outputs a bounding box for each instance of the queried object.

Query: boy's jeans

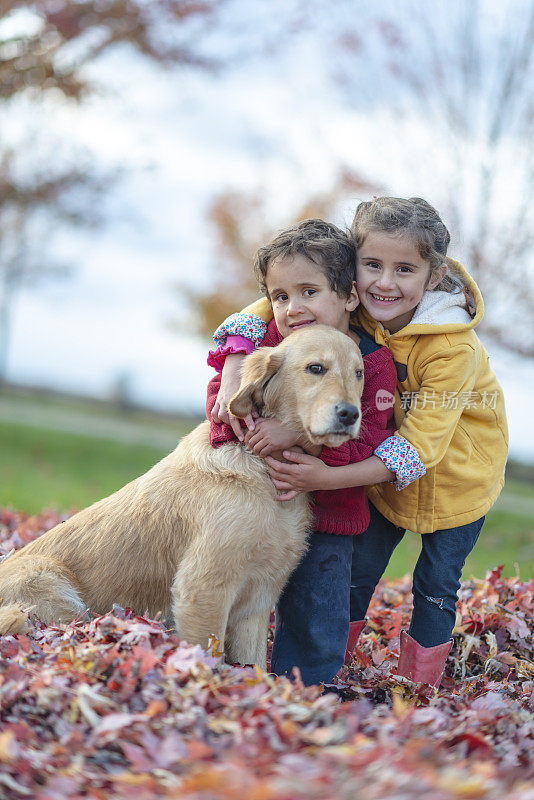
[271,504,484,685]
[270,531,353,686]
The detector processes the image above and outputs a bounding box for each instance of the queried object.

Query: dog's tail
[0,554,87,636]
[0,604,31,635]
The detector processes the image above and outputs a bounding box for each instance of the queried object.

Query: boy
[206,219,397,684]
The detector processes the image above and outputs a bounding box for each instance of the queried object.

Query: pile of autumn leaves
[0,509,533,800]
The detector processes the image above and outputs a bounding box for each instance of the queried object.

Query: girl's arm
[392,342,479,469]
[294,343,484,496]
[268,343,482,500]
[266,451,393,501]
[361,344,480,491]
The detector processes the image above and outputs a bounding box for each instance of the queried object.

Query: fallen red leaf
[0,507,532,799]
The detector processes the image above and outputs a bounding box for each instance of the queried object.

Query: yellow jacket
[242,260,508,532]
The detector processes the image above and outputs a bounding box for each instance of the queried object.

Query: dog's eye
[355,369,363,379]
[306,363,327,375]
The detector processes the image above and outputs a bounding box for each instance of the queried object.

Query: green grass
[0,420,171,513]
[387,477,534,580]
[387,509,533,581]
[1,419,532,580]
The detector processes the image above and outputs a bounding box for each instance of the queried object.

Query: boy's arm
[209,316,282,439]
[207,302,270,440]
[244,417,322,457]
[209,298,273,362]
[207,372,301,454]
[207,317,282,442]
[210,352,250,441]
[206,372,242,447]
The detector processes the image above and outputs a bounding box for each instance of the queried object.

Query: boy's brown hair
[254,218,357,299]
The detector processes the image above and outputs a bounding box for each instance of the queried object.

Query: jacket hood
[360,258,484,338]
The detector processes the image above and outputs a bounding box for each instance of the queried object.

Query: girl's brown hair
[351,197,462,293]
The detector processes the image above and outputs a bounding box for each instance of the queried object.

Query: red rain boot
[397,630,452,687]
[344,619,367,665]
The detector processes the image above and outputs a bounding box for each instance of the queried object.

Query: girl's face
[265,253,359,339]
[356,232,446,333]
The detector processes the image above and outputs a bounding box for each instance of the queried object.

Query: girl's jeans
[270,503,484,686]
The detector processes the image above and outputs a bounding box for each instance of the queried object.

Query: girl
[211,197,508,687]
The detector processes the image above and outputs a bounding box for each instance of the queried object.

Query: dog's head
[229,325,364,447]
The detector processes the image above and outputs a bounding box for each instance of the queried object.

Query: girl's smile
[357,232,446,333]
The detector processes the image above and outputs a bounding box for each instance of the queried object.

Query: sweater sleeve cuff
[213,313,267,347]
[374,435,426,490]
[207,335,255,372]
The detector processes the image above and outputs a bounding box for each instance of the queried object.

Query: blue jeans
[271,505,484,685]
[350,504,485,647]
[271,531,354,686]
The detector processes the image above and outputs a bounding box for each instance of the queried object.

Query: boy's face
[265,253,359,339]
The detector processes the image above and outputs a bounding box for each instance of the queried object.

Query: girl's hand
[244,418,300,457]
[211,353,255,440]
[265,450,332,501]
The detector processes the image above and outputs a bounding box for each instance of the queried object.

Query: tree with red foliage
[182,169,382,338]
[184,1,533,355]
[0,0,218,383]
[319,0,534,356]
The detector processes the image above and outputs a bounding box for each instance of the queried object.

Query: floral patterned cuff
[213,313,267,348]
[374,435,426,491]
[207,336,256,372]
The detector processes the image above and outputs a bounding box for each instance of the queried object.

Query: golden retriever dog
[0,325,364,669]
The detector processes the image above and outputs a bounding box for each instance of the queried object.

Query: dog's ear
[229,348,285,418]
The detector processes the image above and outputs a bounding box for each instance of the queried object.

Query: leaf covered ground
[0,509,533,800]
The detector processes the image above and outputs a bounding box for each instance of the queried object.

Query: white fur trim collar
[410,290,472,327]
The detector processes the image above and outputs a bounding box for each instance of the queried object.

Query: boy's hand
[265,451,332,501]
[211,353,255,441]
[244,418,300,457]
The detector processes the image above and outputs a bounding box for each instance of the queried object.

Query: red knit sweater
[206,320,397,535]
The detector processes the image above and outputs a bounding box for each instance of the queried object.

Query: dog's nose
[335,403,360,426]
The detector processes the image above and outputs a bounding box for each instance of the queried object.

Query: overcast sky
[4,1,533,462]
